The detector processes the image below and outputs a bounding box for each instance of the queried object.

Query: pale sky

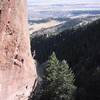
[28,0,100,5]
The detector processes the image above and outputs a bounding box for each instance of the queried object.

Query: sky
[28,0,100,5]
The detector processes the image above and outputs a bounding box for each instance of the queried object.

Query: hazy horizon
[28,0,100,20]
[28,0,100,11]
[28,0,100,5]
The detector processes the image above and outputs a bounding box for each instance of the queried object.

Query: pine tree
[41,52,76,100]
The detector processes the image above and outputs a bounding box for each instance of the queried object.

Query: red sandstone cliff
[0,0,37,100]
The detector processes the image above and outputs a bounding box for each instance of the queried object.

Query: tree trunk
[0,0,37,100]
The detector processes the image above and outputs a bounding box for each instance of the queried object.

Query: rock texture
[0,0,37,100]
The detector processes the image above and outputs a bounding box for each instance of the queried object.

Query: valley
[28,2,100,100]
[29,14,100,37]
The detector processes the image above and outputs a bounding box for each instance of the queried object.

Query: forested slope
[31,19,100,100]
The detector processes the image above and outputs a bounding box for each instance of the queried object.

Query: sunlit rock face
[0,0,37,100]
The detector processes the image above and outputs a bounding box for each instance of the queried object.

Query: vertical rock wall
[0,0,37,100]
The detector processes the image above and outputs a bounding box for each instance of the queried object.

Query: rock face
[0,0,37,100]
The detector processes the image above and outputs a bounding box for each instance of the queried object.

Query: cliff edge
[0,0,37,100]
